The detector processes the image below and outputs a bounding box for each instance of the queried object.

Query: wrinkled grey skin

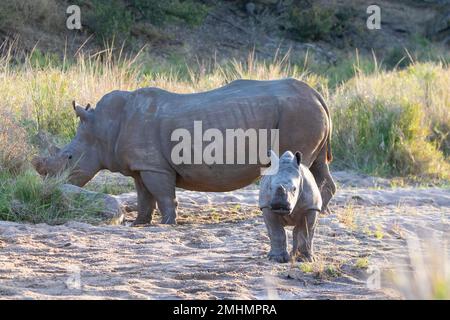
[259,150,322,263]
[32,79,335,225]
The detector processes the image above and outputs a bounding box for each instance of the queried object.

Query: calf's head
[268,150,303,215]
[32,101,102,187]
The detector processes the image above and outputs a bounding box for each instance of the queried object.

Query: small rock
[60,184,125,225]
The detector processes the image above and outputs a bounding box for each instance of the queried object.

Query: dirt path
[0,171,449,299]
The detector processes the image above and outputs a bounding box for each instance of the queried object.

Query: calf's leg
[293,209,319,262]
[263,208,290,263]
[140,171,178,224]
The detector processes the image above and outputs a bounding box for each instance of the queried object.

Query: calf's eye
[68,155,73,160]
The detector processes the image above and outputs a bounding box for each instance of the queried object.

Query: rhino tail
[326,127,333,163]
[315,91,333,164]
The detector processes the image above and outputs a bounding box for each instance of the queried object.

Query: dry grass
[336,202,358,230]
[390,237,450,299]
[0,112,33,174]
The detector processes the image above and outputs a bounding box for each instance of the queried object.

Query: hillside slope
[0,0,448,65]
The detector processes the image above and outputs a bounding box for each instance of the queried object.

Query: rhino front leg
[132,176,156,226]
[293,209,319,262]
[263,208,290,263]
[140,171,178,224]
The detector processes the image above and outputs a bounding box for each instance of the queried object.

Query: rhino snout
[270,185,292,214]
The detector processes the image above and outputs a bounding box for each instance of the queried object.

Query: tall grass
[332,62,450,180]
[0,43,449,183]
[390,236,450,299]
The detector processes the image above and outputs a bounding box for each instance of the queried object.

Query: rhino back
[157,79,298,190]
[101,79,328,191]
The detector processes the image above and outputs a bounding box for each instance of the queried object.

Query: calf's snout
[270,185,292,214]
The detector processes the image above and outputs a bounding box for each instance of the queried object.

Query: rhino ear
[268,150,279,165]
[85,103,91,111]
[294,151,302,166]
[72,101,90,122]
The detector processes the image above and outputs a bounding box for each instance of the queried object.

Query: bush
[287,3,358,42]
[288,4,334,41]
[80,0,208,42]
[85,0,134,42]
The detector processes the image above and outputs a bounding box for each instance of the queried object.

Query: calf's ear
[294,151,302,166]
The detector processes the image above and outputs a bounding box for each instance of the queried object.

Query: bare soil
[0,171,449,299]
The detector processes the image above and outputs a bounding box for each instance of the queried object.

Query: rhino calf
[259,151,322,263]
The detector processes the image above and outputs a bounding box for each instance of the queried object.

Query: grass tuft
[0,170,104,225]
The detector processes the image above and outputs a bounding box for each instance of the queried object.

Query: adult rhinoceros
[32,78,336,224]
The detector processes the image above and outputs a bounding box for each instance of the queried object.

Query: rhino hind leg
[140,171,178,225]
[262,208,290,263]
[310,158,336,214]
[292,209,319,262]
[132,176,156,226]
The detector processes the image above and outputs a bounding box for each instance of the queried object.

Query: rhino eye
[293,187,297,192]
[68,155,73,160]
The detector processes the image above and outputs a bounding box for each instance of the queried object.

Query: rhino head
[32,101,103,187]
[267,150,303,215]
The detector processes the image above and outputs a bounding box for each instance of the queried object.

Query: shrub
[79,0,209,42]
[288,4,334,41]
[286,2,358,42]
[85,0,134,42]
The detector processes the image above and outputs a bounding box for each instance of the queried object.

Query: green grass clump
[355,257,369,269]
[0,170,104,225]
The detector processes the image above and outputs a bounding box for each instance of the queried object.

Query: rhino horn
[31,156,45,174]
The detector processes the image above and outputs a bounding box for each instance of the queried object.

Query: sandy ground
[0,171,449,299]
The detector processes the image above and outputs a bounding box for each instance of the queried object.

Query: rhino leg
[292,209,319,262]
[132,176,156,226]
[140,171,178,225]
[310,160,336,213]
[263,208,290,263]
